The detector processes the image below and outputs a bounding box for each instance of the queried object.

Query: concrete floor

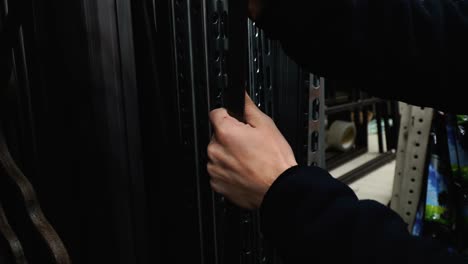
[329,133,396,206]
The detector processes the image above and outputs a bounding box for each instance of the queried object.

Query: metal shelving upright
[136,0,327,262]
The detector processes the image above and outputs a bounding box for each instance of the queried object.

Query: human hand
[207,93,297,209]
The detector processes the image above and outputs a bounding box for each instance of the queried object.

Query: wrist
[280,159,298,176]
[269,160,298,191]
[257,163,299,208]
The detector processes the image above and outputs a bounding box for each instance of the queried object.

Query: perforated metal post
[308,74,326,168]
[169,1,325,262]
[390,104,411,213]
[248,20,274,116]
[246,19,277,264]
[390,104,434,230]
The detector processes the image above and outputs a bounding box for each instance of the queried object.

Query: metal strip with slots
[247,19,276,264]
[171,0,215,263]
[390,105,434,230]
[199,1,222,263]
[208,0,228,108]
[308,75,326,168]
[224,0,247,121]
[390,103,411,213]
[248,20,274,116]
[206,1,261,263]
[206,1,230,263]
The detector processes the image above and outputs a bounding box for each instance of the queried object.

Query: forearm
[260,166,466,263]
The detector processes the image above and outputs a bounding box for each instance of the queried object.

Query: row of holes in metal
[174,0,195,148]
[250,24,273,115]
[400,114,425,217]
[309,76,322,153]
[246,24,274,263]
[211,3,228,108]
[214,4,263,260]
[174,2,263,261]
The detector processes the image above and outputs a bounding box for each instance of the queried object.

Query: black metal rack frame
[323,81,399,183]
[325,97,399,184]
[0,0,324,263]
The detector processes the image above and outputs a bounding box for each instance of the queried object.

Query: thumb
[244,92,267,127]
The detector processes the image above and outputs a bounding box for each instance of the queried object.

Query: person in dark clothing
[207,0,468,263]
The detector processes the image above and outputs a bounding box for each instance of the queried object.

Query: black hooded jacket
[256,1,468,263]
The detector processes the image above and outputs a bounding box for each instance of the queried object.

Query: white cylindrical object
[326,120,357,152]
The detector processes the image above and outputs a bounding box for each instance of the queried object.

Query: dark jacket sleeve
[255,0,468,114]
[260,165,466,264]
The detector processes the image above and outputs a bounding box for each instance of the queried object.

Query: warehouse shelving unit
[324,81,400,184]
[390,105,434,231]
